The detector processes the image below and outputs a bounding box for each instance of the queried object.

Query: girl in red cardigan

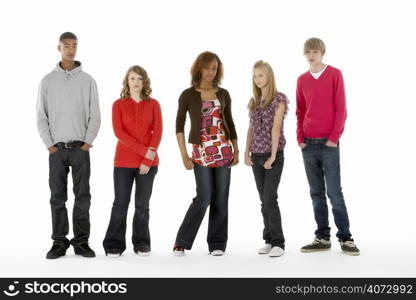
[103,65,162,257]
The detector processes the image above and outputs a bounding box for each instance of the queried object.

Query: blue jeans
[175,164,231,252]
[251,151,285,248]
[301,138,352,241]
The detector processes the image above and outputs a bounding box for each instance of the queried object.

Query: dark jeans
[103,166,158,253]
[48,147,91,247]
[301,138,352,242]
[175,164,231,252]
[251,151,285,249]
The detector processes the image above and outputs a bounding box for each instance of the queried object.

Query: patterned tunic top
[192,99,233,167]
[249,92,288,154]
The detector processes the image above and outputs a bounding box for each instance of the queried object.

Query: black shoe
[301,238,331,252]
[46,244,68,259]
[134,245,151,256]
[73,243,96,257]
[340,239,360,256]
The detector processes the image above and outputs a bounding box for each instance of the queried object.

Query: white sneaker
[173,246,185,256]
[258,244,272,254]
[106,253,121,258]
[137,250,151,257]
[268,246,285,257]
[105,249,121,258]
[210,250,224,256]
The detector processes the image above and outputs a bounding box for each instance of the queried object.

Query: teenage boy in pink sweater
[296,37,359,256]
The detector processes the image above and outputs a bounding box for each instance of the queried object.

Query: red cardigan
[296,65,347,144]
[112,97,162,168]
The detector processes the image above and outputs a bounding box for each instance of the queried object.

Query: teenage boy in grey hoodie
[37,32,100,259]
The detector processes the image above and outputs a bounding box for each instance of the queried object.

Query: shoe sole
[300,248,331,253]
[342,250,360,256]
[137,252,151,257]
[46,254,66,259]
[210,251,224,256]
[258,248,272,254]
[173,251,185,256]
[269,253,284,257]
[75,253,96,258]
[106,253,121,258]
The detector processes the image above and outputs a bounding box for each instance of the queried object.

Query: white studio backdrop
[0,0,415,277]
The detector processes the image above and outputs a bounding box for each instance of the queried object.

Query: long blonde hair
[120,65,152,100]
[248,60,278,112]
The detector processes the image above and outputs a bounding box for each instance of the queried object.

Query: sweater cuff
[328,134,340,144]
[45,140,55,149]
[84,134,96,147]
[141,158,154,167]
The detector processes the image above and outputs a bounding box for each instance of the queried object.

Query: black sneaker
[46,244,68,259]
[73,243,96,257]
[105,249,122,257]
[301,238,331,252]
[340,240,360,256]
[134,246,151,256]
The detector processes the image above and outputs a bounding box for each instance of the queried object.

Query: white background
[0,0,415,277]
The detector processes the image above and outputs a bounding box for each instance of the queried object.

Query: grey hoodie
[36,61,101,148]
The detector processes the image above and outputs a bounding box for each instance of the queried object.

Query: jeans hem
[175,237,193,250]
[53,240,70,248]
[208,242,227,252]
[315,235,331,241]
[271,244,285,249]
[70,239,90,246]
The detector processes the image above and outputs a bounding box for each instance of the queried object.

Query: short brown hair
[190,51,223,87]
[304,37,326,55]
[120,65,152,101]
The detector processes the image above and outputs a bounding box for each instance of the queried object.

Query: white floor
[2,150,416,278]
[1,0,416,281]
[2,239,415,278]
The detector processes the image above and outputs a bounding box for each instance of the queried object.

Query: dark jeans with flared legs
[175,164,231,252]
[49,147,91,248]
[103,166,158,253]
[251,150,285,249]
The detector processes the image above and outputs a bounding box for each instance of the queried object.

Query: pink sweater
[296,65,347,144]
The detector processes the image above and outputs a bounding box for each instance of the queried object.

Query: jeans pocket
[324,144,338,149]
[150,166,159,176]
[272,152,284,165]
[79,147,89,153]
